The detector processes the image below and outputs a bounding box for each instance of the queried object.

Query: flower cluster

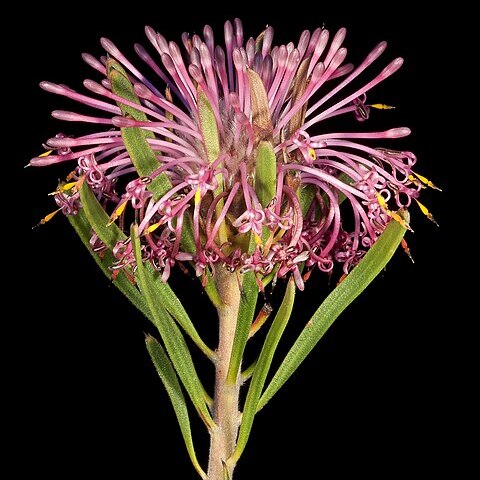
[31,19,434,289]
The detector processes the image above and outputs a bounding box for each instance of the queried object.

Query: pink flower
[31,19,436,289]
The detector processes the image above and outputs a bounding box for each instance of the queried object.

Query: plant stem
[207,266,243,480]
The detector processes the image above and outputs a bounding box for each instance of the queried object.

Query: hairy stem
[207,266,243,480]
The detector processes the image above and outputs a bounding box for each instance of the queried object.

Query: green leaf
[79,183,213,358]
[79,182,126,247]
[68,210,150,320]
[298,184,317,217]
[131,224,215,429]
[231,278,296,463]
[197,88,220,164]
[197,87,229,245]
[106,59,152,123]
[260,264,279,289]
[204,268,224,308]
[146,336,207,480]
[336,172,352,205]
[107,58,171,200]
[241,358,258,382]
[122,126,171,200]
[222,460,231,480]
[180,212,196,254]
[254,141,277,208]
[179,93,222,302]
[258,213,409,410]
[226,270,259,384]
[152,278,215,360]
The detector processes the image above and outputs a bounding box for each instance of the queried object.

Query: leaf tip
[144,333,155,344]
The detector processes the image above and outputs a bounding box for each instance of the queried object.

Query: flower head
[31,19,438,289]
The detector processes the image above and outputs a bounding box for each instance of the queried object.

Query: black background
[12,2,457,478]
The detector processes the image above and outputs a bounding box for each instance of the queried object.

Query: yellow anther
[32,208,62,229]
[368,103,395,110]
[376,192,388,209]
[408,174,421,187]
[48,181,78,196]
[145,221,161,234]
[376,192,413,231]
[39,149,53,158]
[415,198,430,216]
[115,201,128,216]
[410,171,442,191]
[308,147,316,161]
[61,181,77,192]
[415,199,439,226]
[390,210,414,232]
[194,187,202,205]
[107,201,128,226]
[49,176,85,196]
[42,209,61,223]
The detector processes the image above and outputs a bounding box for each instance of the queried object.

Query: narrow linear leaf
[241,358,258,382]
[146,336,207,480]
[68,210,151,320]
[78,183,147,266]
[226,270,259,384]
[197,87,220,164]
[204,268,224,308]
[106,59,152,124]
[122,127,171,200]
[261,264,279,289]
[222,460,231,480]
[131,224,215,429]
[254,141,277,208]
[79,182,126,246]
[180,212,196,254]
[197,88,228,244]
[231,278,296,463]
[80,184,213,358]
[166,89,224,306]
[107,59,171,200]
[336,172,352,205]
[151,276,215,359]
[258,214,409,410]
[298,184,317,217]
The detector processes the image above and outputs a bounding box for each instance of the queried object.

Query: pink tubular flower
[31,19,435,289]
